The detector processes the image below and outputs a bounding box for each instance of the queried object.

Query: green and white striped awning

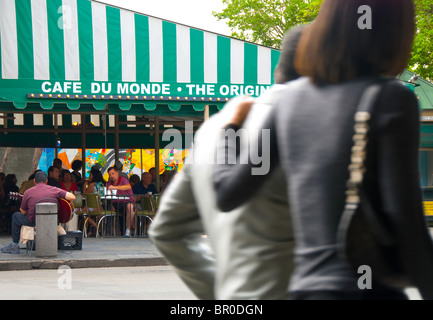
[0,0,281,114]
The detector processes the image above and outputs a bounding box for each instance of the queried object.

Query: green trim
[244,42,258,84]
[0,100,223,116]
[270,50,280,84]
[135,14,150,83]
[47,0,65,80]
[106,6,121,82]
[77,0,94,81]
[16,0,34,80]
[217,36,230,83]
[190,29,204,83]
[162,21,177,83]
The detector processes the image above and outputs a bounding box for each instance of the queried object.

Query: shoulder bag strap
[339,81,396,248]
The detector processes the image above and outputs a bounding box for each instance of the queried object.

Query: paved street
[0,236,427,300]
[0,264,423,300]
[0,265,197,300]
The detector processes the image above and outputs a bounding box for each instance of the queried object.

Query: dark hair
[4,174,16,187]
[48,166,58,174]
[130,174,140,184]
[274,25,305,84]
[294,0,415,84]
[61,170,71,179]
[90,169,106,186]
[107,166,118,173]
[71,160,82,170]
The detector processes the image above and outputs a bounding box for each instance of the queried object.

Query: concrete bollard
[35,202,58,257]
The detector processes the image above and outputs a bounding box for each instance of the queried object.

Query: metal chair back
[140,196,154,215]
[73,193,83,208]
[85,193,102,214]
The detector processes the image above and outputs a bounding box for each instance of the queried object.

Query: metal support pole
[81,114,86,179]
[204,105,210,121]
[154,116,160,192]
[115,115,120,165]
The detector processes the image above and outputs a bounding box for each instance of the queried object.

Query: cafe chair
[135,196,154,237]
[85,193,118,238]
[151,194,161,214]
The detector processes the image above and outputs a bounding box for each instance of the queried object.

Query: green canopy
[399,69,433,110]
[0,0,280,148]
[4,0,433,149]
[399,70,433,149]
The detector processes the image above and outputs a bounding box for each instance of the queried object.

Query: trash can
[35,202,58,257]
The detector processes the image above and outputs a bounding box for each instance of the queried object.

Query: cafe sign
[38,81,271,99]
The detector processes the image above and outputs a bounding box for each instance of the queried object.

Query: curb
[0,256,169,271]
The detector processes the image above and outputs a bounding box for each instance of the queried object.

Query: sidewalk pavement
[0,235,168,271]
[2,229,431,272]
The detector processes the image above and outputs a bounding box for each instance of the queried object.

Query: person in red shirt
[1,171,76,254]
[107,166,135,238]
[60,170,79,193]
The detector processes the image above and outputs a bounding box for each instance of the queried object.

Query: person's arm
[213,100,280,212]
[84,182,94,194]
[74,172,85,185]
[149,166,216,300]
[20,193,28,215]
[108,181,132,191]
[55,187,75,201]
[374,82,433,299]
[65,191,76,201]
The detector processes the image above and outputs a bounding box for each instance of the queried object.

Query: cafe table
[100,191,135,237]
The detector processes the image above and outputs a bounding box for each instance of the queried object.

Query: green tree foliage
[214,0,433,80]
[410,0,433,80]
[213,0,322,48]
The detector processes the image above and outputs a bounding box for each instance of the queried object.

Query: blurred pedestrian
[150,25,305,300]
[213,0,433,300]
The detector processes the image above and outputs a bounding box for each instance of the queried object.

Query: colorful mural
[38,148,189,180]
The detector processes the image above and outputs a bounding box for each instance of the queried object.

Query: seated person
[71,159,85,192]
[84,169,106,195]
[19,171,40,194]
[129,174,140,188]
[132,172,157,200]
[0,171,76,254]
[107,166,134,238]
[47,166,62,189]
[60,170,79,193]
[82,169,106,236]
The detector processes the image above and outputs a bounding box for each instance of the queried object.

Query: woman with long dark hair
[213,0,433,299]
